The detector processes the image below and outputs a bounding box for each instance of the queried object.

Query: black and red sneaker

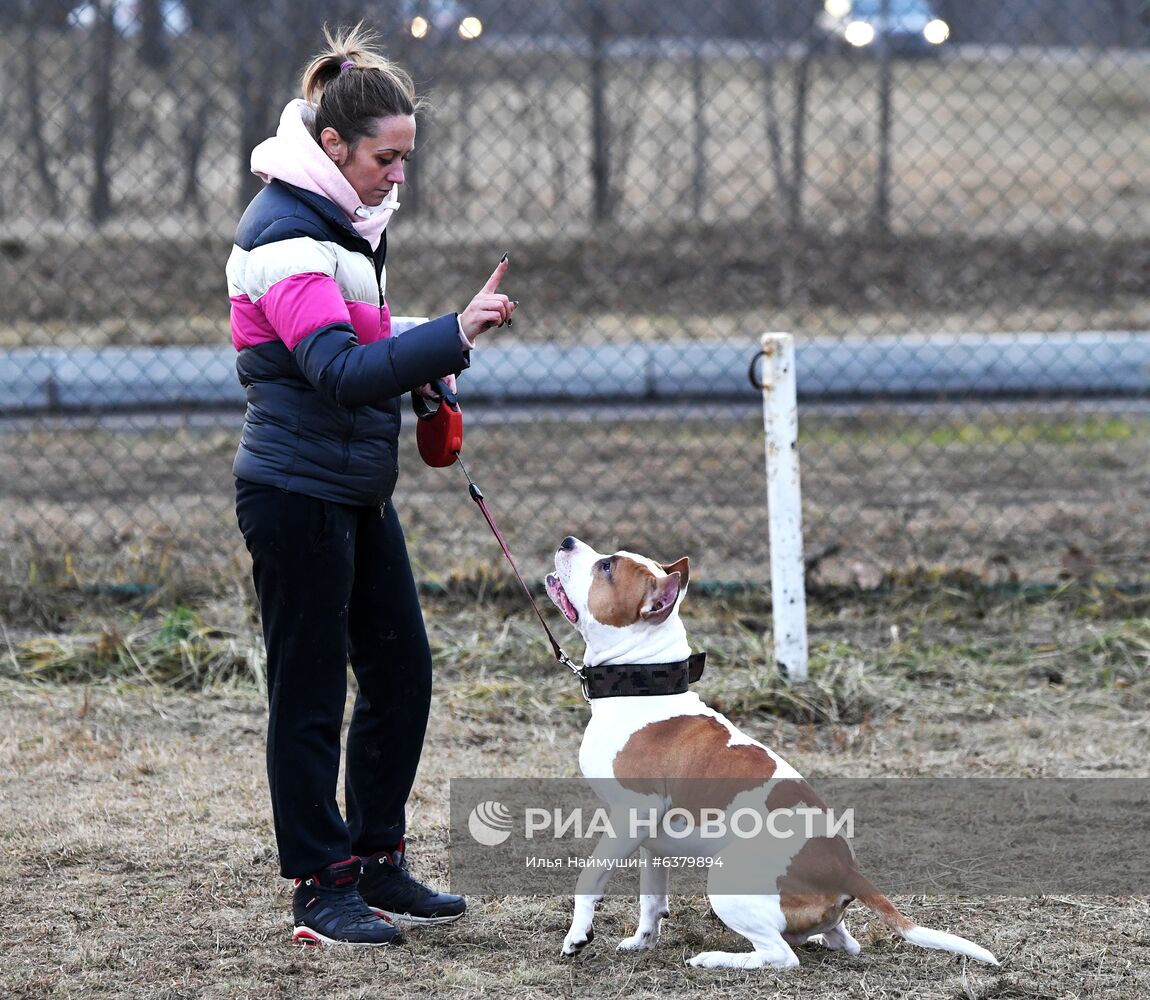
[291,857,403,947]
[359,841,467,926]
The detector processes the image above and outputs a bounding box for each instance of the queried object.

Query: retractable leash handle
[412,378,464,468]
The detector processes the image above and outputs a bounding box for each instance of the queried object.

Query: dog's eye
[598,558,613,578]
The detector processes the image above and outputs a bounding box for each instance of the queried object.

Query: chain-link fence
[2,0,1149,603]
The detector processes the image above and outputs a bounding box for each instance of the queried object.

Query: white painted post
[759,333,809,680]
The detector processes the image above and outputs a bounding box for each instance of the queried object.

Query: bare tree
[760,47,790,219]
[872,0,893,234]
[582,0,660,223]
[758,4,815,233]
[138,0,173,69]
[397,35,431,218]
[602,52,657,221]
[587,0,611,222]
[23,1,60,213]
[179,88,212,216]
[761,48,814,233]
[90,0,118,224]
[233,4,306,208]
[234,6,280,209]
[787,51,812,233]
[689,39,707,217]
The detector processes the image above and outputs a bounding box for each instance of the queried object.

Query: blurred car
[400,0,483,42]
[67,0,190,36]
[816,0,950,56]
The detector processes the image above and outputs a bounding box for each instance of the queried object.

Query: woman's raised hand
[459,255,517,341]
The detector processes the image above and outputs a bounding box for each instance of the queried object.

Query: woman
[227,24,515,947]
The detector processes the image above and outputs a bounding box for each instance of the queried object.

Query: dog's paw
[561,926,594,956]
[687,949,800,971]
[617,931,658,952]
[687,950,730,969]
[819,924,862,956]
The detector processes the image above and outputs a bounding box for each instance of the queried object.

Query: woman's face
[322,114,417,207]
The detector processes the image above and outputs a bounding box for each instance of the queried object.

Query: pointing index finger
[481,252,510,294]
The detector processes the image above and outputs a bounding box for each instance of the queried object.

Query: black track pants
[235,480,433,878]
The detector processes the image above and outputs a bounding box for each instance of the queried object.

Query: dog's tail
[855,889,999,966]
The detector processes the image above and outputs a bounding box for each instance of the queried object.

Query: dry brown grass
[2,407,1147,614]
[3,590,1149,999]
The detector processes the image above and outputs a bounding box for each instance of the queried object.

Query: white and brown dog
[545,535,997,971]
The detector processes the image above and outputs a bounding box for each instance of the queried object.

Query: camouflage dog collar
[580,652,707,700]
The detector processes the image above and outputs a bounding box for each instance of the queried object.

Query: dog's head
[545,536,690,663]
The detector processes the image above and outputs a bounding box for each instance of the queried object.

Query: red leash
[454,452,583,681]
[413,380,584,688]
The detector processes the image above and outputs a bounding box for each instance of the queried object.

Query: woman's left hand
[415,374,457,398]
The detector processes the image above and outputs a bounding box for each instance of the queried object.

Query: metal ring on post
[748,350,771,390]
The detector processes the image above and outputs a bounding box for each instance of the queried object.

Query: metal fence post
[759,333,809,681]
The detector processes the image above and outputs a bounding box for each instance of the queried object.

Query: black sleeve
[293,314,470,409]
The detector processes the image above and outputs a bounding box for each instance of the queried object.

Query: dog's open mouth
[545,573,579,624]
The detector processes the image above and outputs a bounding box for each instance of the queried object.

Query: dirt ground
[3,592,1148,999]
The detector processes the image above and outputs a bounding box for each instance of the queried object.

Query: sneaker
[291,857,403,947]
[359,840,467,926]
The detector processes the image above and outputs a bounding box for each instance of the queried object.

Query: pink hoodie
[249,99,398,251]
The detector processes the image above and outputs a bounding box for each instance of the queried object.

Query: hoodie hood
[250,99,398,251]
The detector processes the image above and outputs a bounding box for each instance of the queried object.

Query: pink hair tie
[340,60,356,73]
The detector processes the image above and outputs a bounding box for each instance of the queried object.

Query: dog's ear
[661,557,690,593]
[641,571,682,626]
